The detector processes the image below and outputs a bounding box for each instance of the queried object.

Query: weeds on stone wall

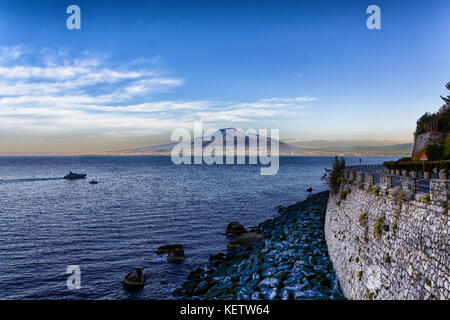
[322,156,346,195]
[359,212,368,228]
[373,218,384,238]
[394,202,403,219]
[366,185,381,197]
[357,271,363,280]
[421,193,431,205]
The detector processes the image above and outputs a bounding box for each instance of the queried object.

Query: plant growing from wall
[357,271,363,280]
[340,189,350,201]
[373,218,383,238]
[322,156,346,195]
[393,202,403,219]
[359,212,368,228]
[421,193,431,205]
[366,185,381,196]
[384,252,391,264]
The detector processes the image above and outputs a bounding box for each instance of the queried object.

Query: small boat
[63,171,87,180]
[122,268,145,291]
[89,180,99,184]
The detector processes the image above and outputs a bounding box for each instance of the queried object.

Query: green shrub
[424,144,444,161]
[444,136,450,160]
[359,212,368,228]
[414,82,450,137]
[373,218,383,238]
[357,271,363,280]
[384,252,391,263]
[422,193,431,205]
[322,156,346,195]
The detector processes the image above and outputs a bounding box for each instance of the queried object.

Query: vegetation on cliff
[322,156,346,195]
[414,82,450,138]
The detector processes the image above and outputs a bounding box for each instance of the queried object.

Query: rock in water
[156,244,185,260]
[228,232,263,249]
[307,187,313,192]
[122,268,145,291]
[226,221,247,234]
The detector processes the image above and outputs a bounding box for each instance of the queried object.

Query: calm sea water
[0,155,396,299]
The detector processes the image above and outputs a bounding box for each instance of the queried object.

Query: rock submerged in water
[122,268,145,291]
[227,232,263,249]
[226,221,247,235]
[156,244,185,260]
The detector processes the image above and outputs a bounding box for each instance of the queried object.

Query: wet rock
[156,244,183,254]
[168,250,185,261]
[251,291,262,300]
[193,280,216,295]
[237,286,253,300]
[307,187,313,192]
[187,268,205,280]
[122,268,145,291]
[294,289,328,300]
[156,244,185,260]
[259,277,280,288]
[228,232,264,249]
[226,221,247,234]
[261,287,278,300]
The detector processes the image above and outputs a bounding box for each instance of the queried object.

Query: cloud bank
[0,46,316,153]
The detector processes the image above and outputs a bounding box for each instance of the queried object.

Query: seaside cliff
[174,191,344,300]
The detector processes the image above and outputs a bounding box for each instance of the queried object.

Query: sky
[0,0,448,154]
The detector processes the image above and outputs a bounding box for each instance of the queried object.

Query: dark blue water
[0,155,396,299]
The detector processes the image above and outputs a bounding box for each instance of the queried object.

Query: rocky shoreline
[173,191,344,300]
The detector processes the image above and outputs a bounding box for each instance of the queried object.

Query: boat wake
[0,177,63,184]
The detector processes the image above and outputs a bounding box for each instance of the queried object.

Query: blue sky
[0,0,448,153]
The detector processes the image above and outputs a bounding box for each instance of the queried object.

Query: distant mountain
[296,142,413,156]
[100,132,413,156]
[110,128,307,155]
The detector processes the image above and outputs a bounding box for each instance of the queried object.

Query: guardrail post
[380,175,394,189]
[364,173,375,187]
[356,172,365,188]
[349,171,356,182]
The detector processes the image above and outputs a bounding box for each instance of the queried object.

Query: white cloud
[0,46,316,151]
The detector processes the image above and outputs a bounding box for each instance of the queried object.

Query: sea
[0,155,397,299]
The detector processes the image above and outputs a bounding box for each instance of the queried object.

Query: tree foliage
[414,82,450,137]
[322,156,346,195]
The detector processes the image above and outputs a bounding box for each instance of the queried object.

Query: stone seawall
[325,183,449,300]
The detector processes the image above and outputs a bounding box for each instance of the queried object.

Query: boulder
[167,250,185,261]
[187,268,205,280]
[307,187,313,192]
[209,252,227,261]
[122,268,145,291]
[226,221,247,234]
[156,244,185,260]
[258,277,280,288]
[227,232,263,249]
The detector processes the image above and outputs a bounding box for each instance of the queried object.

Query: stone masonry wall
[325,181,449,300]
